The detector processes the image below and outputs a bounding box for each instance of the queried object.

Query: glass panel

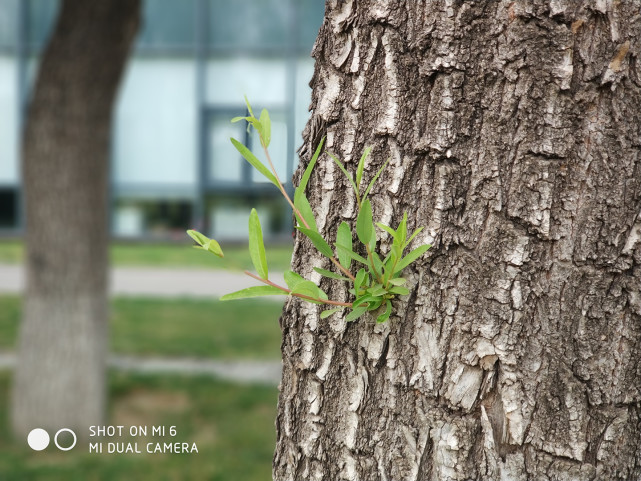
[137,0,196,49]
[0,55,18,183]
[206,57,287,106]
[113,58,197,186]
[250,111,288,183]
[294,58,314,152]
[26,0,59,49]
[297,0,324,50]
[209,0,291,51]
[208,114,244,183]
[0,0,18,48]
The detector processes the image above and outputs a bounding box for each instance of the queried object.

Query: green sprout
[187,98,431,323]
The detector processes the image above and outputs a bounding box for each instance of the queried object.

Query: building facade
[0,0,324,240]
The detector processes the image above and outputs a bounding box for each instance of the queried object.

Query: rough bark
[275,1,641,480]
[12,0,140,437]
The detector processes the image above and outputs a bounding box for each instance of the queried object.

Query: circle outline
[54,428,77,451]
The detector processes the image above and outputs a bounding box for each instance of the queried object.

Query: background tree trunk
[12,0,140,437]
[275,1,640,480]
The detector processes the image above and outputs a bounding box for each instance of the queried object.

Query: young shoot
[187,98,431,323]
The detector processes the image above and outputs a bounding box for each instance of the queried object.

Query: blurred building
[0,0,324,240]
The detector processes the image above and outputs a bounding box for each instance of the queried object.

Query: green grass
[0,296,283,360]
[0,371,278,481]
[0,240,293,272]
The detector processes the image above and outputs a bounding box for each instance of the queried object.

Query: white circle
[27,428,50,451]
[54,428,77,451]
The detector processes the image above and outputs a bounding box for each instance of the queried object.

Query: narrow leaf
[220,285,284,301]
[354,268,367,294]
[295,137,325,204]
[356,198,374,245]
[376,222,397,239]
[376,300,392,323]
[296,227,333,258]
[388,277,407,286]
[248,208,268,279]
[336,221,352,269]
[293,193,318,232]
[259,108,271,147]
[243,95,255,117]
[321,307,344,319]
[203,239,224,258]
[291,280,328,304]
[231,138,278,187]
[284,270,306,290]
[389,286,410,296]
[396,213,408,248]
[395,244,431,273]
[313,267,349,281]
[404,227,424,249]
[345,305,368,322]
[231,116,249,123]
[353,295,377,308]
[328,153,359,196]
[187,229,209,246]
[362,157,390,202]
[356,146,371,188]
[336,244,369,266]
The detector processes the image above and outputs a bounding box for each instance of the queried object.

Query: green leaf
[230,138,279,187]
[328,153,359,196]
[356,146,371,187]
[243,95,255,117]
[353,294,378,308]
[293,193,318,232]
[259,109,271,147]
[389,286,410,296]
[313,267,349,281]
[187,229,209,246]
[336,221,352,269]
[187,229,224,257]
[367,284,387,297]
[356,198,374,245]
[296,227,333,258]
[295,137,325,204]
[231,116,248,123]
[336,244,369,266]
[291,280,328,304]
[220,285,285,301]
[370,250,384,274]
[396,213,408,248]
[362,157,390,202]
[284,270,306,290]
[388,277,407,286]
[345,305,368,322]
[203,239,224,258]
[248,208,268,279]
[376,300,392,323]
[354,268,367,294]
[376,222,397,239]
[395,244,431,273]
[321,307,344,319]
[404,227,424,249]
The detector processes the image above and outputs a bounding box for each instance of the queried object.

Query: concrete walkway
[0,352,281,386]
[0,264,286,299]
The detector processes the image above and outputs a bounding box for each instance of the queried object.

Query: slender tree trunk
[12,0,140,438]
[275,1,641,480]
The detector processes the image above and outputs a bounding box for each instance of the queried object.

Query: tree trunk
[12,0,140,438]
[275,1,641,480]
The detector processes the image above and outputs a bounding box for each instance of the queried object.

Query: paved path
[0,264,286,299]
[0,351,281,386]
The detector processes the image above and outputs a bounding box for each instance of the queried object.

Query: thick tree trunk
[275,1,640,480]
[12,0,140,437]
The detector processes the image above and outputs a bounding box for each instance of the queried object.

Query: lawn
[0,295,283,360]
[0,371,278,481]
[0,240,294,272]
